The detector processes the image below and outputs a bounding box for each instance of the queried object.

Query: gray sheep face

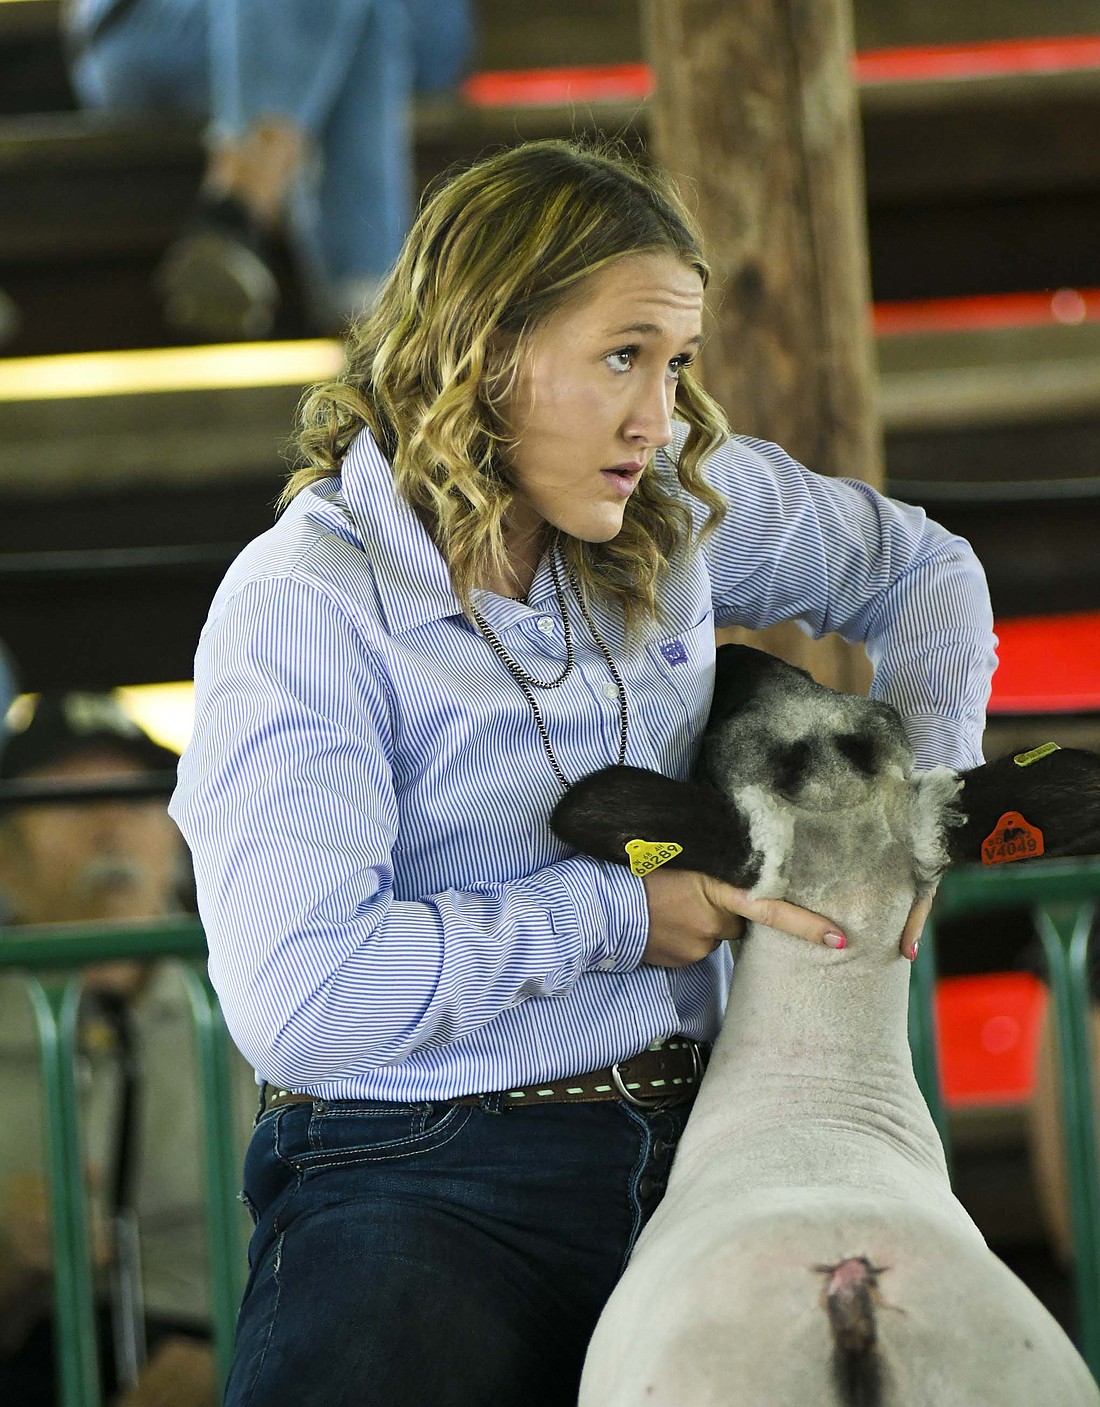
[698,646,916,816]
[697,647,960,932]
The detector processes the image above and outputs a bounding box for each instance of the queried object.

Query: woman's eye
[605,347,697,376]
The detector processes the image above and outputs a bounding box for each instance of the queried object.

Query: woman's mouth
[601,462,644,496]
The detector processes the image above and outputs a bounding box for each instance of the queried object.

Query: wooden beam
[643,0,880,690]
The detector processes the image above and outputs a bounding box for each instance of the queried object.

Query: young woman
[170,138,996,1406]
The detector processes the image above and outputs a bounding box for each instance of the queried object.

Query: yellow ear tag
[1014,742,1061,767]
[625,838,683,877]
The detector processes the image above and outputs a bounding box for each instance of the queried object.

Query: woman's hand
[640,867,846,968]
[900,887,936,960]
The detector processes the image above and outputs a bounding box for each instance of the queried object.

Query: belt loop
[477,1091,503,1114]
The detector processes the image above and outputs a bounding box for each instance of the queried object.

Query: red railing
[460,34,1100,108]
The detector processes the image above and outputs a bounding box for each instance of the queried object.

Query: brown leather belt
[260,1036,708,1116]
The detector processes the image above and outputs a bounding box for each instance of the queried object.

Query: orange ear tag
[981,811,1045,866]
[625,839,683,877]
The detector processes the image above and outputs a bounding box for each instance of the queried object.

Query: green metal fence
[0,919,245,1407]
[2,859,1099,1401]
[909,857,1100,1379]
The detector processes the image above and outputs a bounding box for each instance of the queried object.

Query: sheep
[551,643,1100,1407]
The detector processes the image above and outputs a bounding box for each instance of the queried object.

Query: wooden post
[643,0,881,691]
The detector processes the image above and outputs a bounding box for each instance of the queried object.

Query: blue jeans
[68,0,474,312]
[228,1094,693,1406]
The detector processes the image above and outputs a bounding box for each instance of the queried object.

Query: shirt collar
[339,427,465,636]
[338,428,567,638]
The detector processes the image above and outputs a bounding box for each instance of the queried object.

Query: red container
[934,972,1048,1106]
[988,612,1100,715]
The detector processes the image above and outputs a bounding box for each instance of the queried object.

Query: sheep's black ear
[946,746,1100,865]
[550,765,762,888]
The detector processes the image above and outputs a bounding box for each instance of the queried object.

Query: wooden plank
[879,359,1100,431]
[474,0,642,69]
[0,340,342,490]
[862,73,1100,204]
[0,113,201,261]
[5,0,1100,54]
[852,0,1100,49]
[0,392,303,490]
[883,322,1100,430]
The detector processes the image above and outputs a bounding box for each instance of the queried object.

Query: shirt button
[536,617,555,634]
[597,956,616,971]
[601,680,619,700]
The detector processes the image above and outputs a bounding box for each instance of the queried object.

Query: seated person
[0,693,256,1407]
[62,0,476,339]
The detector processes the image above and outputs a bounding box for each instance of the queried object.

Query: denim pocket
[290,1101,472,1172]
[238,1189,261,1227]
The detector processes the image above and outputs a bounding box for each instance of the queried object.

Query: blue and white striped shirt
[169,425,996,1099]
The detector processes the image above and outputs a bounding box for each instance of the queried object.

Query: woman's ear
[550,765,763,888]
[946,746,1100,866]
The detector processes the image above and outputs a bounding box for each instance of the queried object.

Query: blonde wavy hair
[284,137,730,627]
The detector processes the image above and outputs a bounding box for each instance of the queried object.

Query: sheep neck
[725,791,924,1069]
[721,921,916,1074]
[695,799,949,1177]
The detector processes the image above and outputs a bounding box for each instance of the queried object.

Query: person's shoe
[155,194,280,342]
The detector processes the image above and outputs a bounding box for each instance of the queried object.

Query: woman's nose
[626,374,674,448]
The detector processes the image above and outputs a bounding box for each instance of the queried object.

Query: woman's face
[500,251,705,584]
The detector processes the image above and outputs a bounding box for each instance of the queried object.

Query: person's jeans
[68,0,475,307]
[226,1094,693,1407]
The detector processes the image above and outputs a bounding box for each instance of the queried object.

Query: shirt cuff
[545,856,649,974]
[905,713,985,772]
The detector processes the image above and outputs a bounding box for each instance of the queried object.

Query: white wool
[910,766,963,892]
[735,785,794,900]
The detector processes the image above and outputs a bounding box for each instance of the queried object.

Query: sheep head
[551,645,1100,926]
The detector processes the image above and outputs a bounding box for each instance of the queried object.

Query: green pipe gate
[0,920,242,1407]
[909,857,1100,1379]
[2,857,1099,1404]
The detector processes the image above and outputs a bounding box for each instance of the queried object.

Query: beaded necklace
[468,550,628,792]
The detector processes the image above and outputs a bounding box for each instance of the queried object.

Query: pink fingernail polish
[910,940,920,961]
[824,932,847,951]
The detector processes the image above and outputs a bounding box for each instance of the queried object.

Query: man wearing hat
[0,691,185,927]
[0,694,253,1406]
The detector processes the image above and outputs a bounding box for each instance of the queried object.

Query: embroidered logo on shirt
[659,640,688,666]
